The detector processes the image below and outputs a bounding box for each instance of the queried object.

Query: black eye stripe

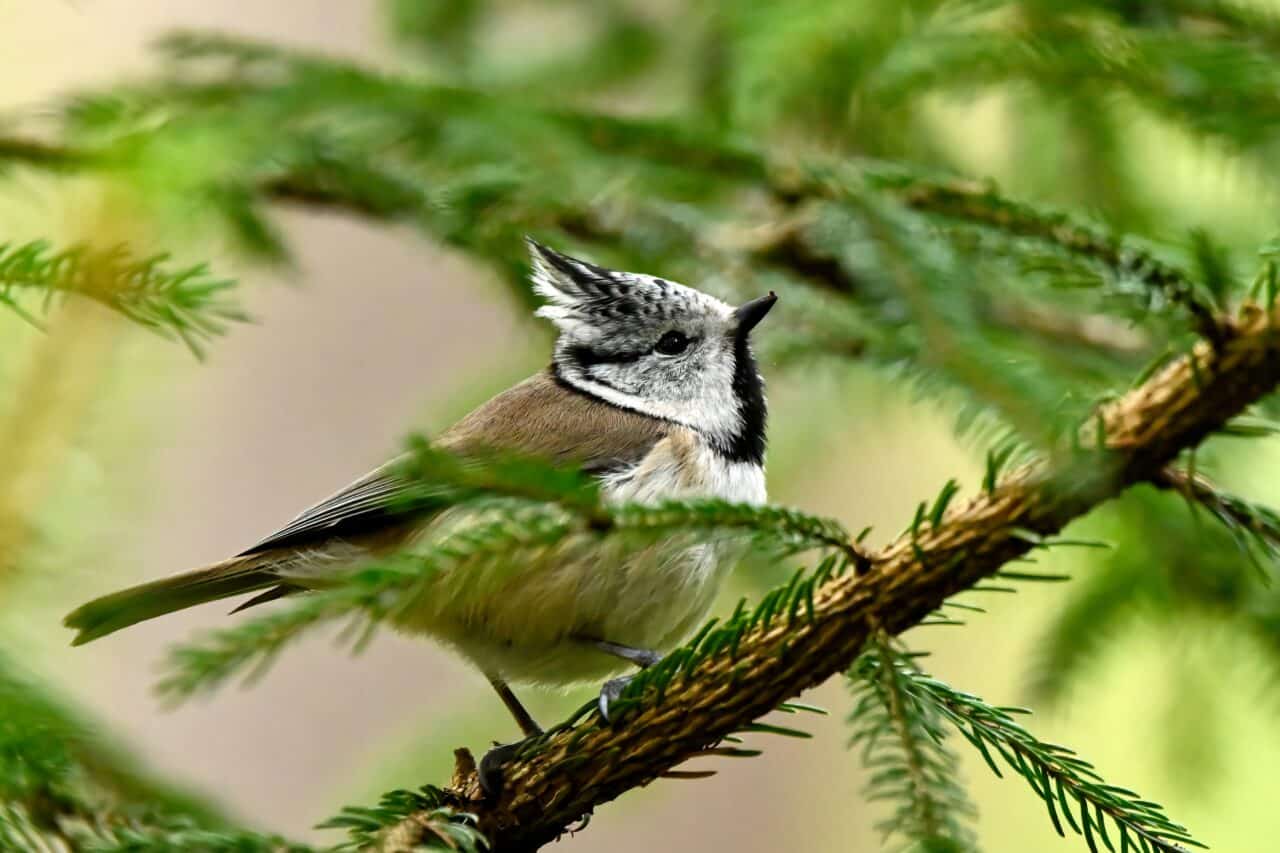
[569,331,698,368]
[568,345,644,368]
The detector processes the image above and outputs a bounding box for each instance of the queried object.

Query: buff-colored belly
[395,529,732,685]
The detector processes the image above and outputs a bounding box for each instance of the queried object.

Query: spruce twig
[0,240,246,355]
[847,635,979,851]
[1152,464,1280,572]
[854,650,1200,852]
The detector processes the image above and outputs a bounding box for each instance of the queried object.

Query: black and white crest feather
[530,239,698,330]
[527,238,772,464]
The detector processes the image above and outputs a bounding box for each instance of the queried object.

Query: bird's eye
[655,330,690,356]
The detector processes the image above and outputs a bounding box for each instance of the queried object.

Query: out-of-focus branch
[988,299,1150,357]
[1153,463,1280,564]
[381,303,1280,851]
[0,135,97,169]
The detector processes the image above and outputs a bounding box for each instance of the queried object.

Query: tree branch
[381,303,1280,851]
[0,135,97,169]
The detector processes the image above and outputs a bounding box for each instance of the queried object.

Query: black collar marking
[725,333,767,465]
[567,345,645,370]
[550,348,767,466]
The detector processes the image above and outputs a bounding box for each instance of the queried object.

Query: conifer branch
[0,651,231,850]
[988,299,1150,358]
[1152,464,1280,571]
[830,168,1220,339]
[0,240,246,355]
[375,302,1280,851]
[72,823,311,853]
[1166,0,1280,48]
[864,654,1201,853]
[0,122,1204,350]
[847,635,978,851]
[321,787,486,853]
[0,135,96,169]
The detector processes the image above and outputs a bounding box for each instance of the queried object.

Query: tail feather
[64,557,279,646]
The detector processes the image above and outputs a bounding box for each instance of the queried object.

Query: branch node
[452,748,478,790]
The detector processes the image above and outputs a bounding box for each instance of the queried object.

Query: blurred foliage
[1029,477,1280,704]
[3,0,1280,850]
[0,639,486,850]
[0,647,234,850]
[0,240,245,357]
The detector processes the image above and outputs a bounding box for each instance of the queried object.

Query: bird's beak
[733,292,778,335]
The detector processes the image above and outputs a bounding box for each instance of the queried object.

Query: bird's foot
[479,739,529,799]
[597,674,637,723]
[629,649,662,668]
[562,808,593,837]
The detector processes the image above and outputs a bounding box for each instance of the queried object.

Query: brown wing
[240,370,668,555]
[435,369,670,470]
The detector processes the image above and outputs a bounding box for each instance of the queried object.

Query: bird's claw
[563,809,593,836]
[478,740,525,799]
[597,674,635,723]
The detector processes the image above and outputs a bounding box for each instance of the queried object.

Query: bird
[64,238,777,790]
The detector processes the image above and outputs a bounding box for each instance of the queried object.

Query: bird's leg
[575,637,663,723]
[478,675,542,798]
[488,675,542,738]
[589,638,663,669]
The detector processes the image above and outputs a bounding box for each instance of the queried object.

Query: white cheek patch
[563,363,743,447]
[683,354,742,442]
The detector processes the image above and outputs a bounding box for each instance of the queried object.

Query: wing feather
[237,461,410,555]
[239,370,668,555]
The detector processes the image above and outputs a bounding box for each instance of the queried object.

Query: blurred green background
[4,1,1280,850]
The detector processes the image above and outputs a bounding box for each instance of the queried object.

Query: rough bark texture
[374,303,1280,851]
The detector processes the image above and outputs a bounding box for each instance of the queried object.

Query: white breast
[602,437,767,506]
[695,447,769,504]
